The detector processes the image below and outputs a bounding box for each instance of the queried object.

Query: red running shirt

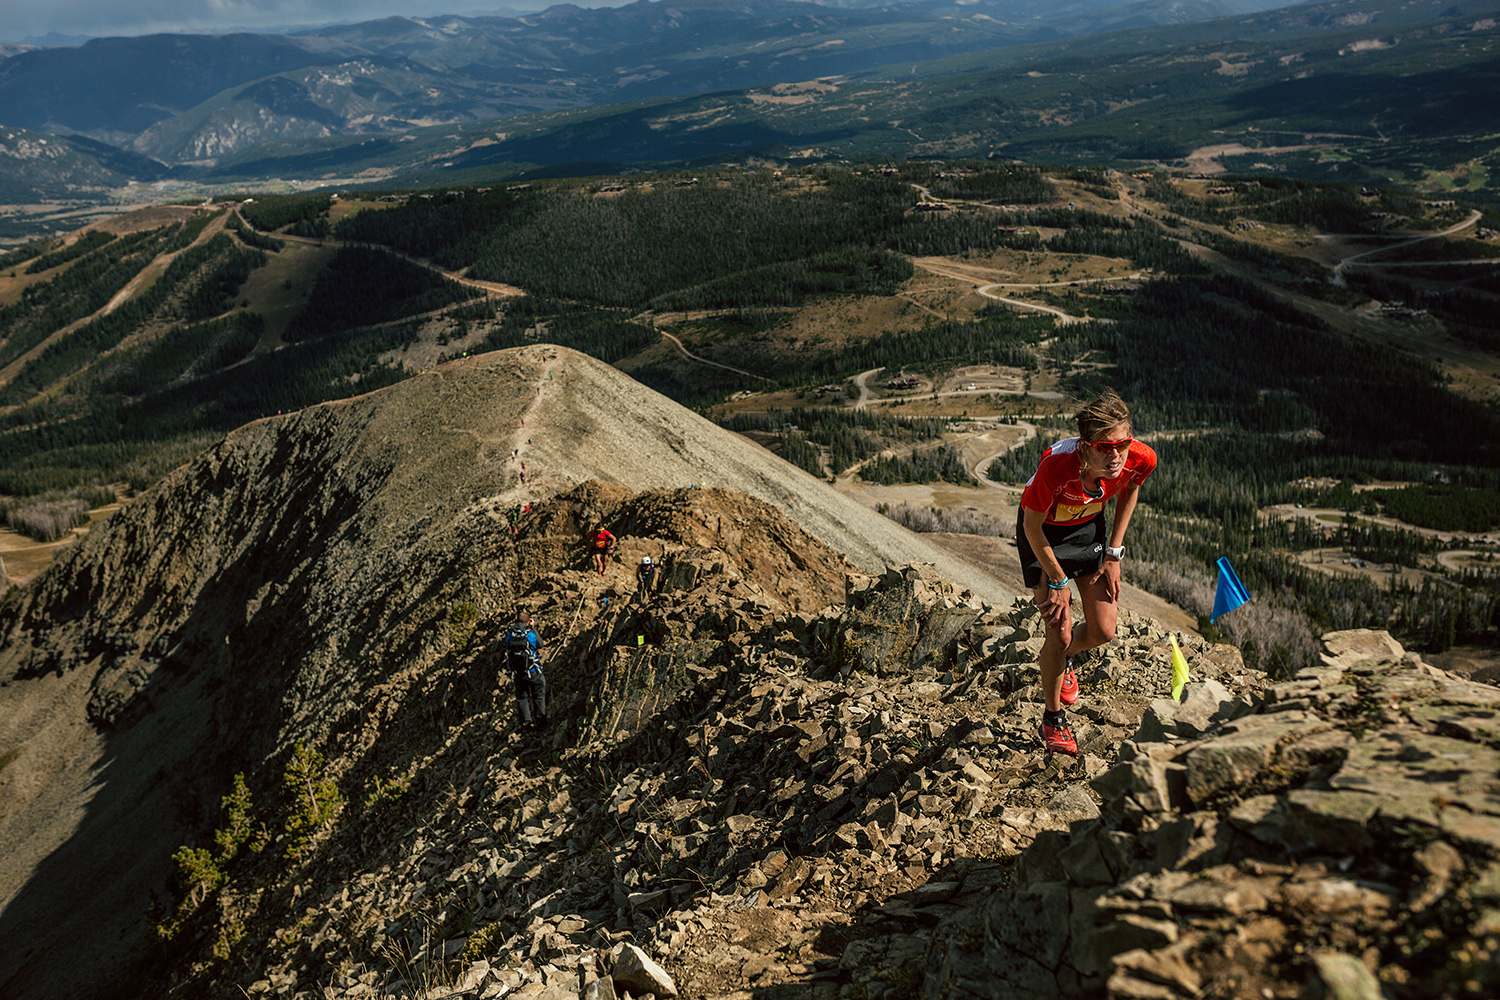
[592,529,615,550]
[1020,437,1157,526]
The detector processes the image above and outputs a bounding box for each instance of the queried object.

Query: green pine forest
[2,162,1499,675]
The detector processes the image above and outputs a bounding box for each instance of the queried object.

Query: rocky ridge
[3,345,1498,999]
[0,476,851,999]
[183,602,1500,1000]
[142,544,1261,999]
[0,345,1008,999]
[924,627,1500,999]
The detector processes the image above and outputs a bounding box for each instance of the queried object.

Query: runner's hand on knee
[1101,559,1122,602]
[1035,583,1069,626]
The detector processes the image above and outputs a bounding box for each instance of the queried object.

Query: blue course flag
[1212,557,1251,623]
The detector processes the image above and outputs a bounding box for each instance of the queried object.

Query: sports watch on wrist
[1105,545,1125,560]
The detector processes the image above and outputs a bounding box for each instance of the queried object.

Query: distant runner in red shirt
[588,525,616,576]
[1016,389,1156,756]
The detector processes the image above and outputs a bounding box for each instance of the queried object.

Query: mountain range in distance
[0,0,1496,238]
[3,33,93,49]
[0,0,1303,160]
[3,3,1500,994]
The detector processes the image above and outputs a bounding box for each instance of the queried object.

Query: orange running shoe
[1041,716,1078,755]
[1059,658,1080,705]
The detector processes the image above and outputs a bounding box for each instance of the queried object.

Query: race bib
[1054,501,1103,522]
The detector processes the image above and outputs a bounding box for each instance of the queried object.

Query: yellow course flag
[1170,634,1190,702]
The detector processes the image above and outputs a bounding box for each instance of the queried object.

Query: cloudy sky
[1,0,631,43]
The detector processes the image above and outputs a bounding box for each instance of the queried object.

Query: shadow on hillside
[0,491,525,998]
[0,583,286,1000]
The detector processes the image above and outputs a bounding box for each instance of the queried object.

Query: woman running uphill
[1018,390,1156,756]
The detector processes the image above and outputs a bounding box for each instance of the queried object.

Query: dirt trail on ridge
[495,346,1016,604]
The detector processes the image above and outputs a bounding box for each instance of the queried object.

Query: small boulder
[611,942,678,998]
[583,977,618,1000]
[1172,678,1237,736]
[1308,951,1382,1000]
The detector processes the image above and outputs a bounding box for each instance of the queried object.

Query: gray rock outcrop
[104,558,1251,1000]
[922,629,1500,999]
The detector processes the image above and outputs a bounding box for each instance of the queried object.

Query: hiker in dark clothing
[636,556,658,601]
[502,611,547,729]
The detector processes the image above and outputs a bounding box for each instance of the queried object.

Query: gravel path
[853,366,882,409]
[914,258,1097,325]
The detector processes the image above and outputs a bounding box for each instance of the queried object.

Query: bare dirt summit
[460,344,1014,601]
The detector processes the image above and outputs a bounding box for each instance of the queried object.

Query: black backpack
[504,626,540,675]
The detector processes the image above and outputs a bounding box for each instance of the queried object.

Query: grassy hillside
[2,161,1499,669]
[5,166,1499,484]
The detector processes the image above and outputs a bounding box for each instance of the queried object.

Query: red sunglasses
[1089,438,1133,453]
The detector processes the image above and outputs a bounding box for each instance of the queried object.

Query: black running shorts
[1015,508,1106,589]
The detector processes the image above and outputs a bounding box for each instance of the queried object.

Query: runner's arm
[1100,481,1141,602]
[1109,481,1141,550]
[1022,507,1071,627]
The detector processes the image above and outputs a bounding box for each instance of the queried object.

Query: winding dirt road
[655,329,772,382]
[972,419,1037,487]
[275,226,526,299]
[913,258,1129,325]
[289,225,785,384]
[1335,210,1484,276]
[851,367,1043,412]
[1266,502,1500,547]
[852,367,883,409]
[1438,551,1491,572]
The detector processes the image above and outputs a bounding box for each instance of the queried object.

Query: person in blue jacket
[502,610,547,730]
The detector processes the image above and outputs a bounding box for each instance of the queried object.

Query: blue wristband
[1047,578,1069,590]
